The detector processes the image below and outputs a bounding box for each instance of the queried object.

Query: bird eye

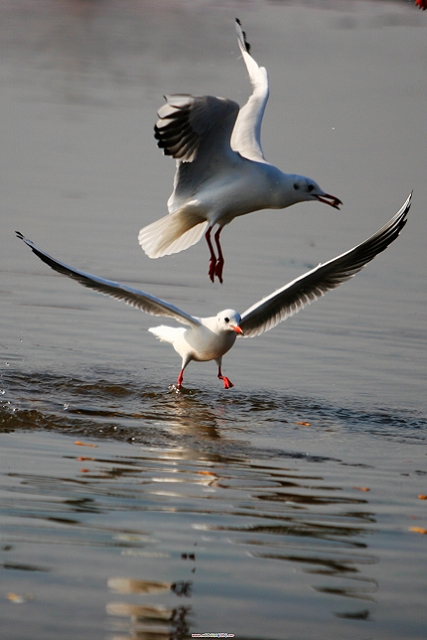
[307,184,315,193]
[293,183,299,190]
[224,317,229,323]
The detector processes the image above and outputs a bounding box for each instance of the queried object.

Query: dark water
[1,2,427,639]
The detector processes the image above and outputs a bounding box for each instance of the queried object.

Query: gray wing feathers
[155,94,239,163]
[15,232,201,327]
[240,193,411,338]
[155,95,240,213]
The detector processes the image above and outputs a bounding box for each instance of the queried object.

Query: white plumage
[17,193,410,390]
[138,19,342,283]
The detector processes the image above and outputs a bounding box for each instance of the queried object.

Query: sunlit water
[1,2,427,639]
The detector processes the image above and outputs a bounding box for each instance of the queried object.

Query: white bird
[16,194,410,390]
[138,19,342,283]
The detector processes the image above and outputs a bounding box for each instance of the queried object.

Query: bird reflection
[6,370,390,632]
[108,577,171,595]
[107,577,192,639]
[158,392,224,439]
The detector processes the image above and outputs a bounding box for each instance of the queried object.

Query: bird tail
[148,325,185,344]
[138,207,208,259]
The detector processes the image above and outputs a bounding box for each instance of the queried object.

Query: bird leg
[205,227,217,283]
[177,369,184,390]
[213,227,224,284]
[217,365,234,389]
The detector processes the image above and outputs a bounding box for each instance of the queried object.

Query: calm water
[1,1,426,639]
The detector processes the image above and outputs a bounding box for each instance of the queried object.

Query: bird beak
[231,325,243,335]
[315,193,342,210]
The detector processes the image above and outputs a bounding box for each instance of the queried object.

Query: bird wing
[155,94,240,213]
[230,19,269,163]
[240,193,411,338]
[155,94,239,164]
[16,232,202,328]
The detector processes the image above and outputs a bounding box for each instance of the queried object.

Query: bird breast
[182,324,237,362]
[193,159,286,225]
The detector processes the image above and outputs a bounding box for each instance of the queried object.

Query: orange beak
[231,325,243,335]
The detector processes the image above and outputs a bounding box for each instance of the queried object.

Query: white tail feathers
[138,208,208,259]
[149,325,185,344]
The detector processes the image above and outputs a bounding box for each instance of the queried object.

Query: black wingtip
[16,231,24,240]
[235,18,251,54]
[400,191,412,220]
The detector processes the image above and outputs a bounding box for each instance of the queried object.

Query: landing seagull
[17,194,410,390]
[138,19,342,284]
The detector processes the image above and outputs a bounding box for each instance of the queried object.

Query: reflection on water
[1,368,426,639]
[0,441,378,638]
[107,578,191,639]
[2,362,426,457]
[1,369,425,446]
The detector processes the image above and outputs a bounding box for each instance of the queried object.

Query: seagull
[138,19,342,284]
[16,194,410,390]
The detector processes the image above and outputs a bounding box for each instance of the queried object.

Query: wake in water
[1,369,425,449]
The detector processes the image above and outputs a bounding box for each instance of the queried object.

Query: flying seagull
[16,194,410,390]
[138,19,342,284]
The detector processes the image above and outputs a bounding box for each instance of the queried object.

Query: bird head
[217,310,243,335]
[289,176,342,209]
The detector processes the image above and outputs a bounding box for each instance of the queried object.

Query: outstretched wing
[16,232,202,328]
[230,18,269,163]
[240,193,411,338]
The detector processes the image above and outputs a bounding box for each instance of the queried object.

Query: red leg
[217,365,234,389]
[213,227,224,284]
[205,227,217,283]
[177,369,184,390]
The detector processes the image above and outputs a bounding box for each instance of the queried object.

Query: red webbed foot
[218,375,234,389]
[208,257,216,283]
[213,258,224,284]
